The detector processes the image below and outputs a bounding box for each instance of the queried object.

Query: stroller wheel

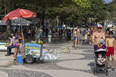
[105,69,108,76]
[93,67,96,75]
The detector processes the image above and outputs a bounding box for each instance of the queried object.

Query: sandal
[75,47,77,49]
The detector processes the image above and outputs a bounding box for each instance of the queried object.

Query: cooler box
[17,54,23,64]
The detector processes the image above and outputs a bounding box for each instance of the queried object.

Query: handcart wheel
[25,55,34,64]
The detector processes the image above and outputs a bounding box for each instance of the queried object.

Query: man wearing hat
[92,25,105,46]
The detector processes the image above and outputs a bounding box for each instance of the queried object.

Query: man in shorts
[92,25,105,50]
[76,26,80,44]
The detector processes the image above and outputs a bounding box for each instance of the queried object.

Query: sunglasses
[98,28,102,29]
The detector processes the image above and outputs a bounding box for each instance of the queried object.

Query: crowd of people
[45,27,73,41]
[4,25,116,71]
[0,32,6,37]
[82,28,94,44]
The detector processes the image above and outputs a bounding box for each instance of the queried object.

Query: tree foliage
[105,0,116,23]
[0,0,111,32]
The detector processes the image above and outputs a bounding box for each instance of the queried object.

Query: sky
[104,0,113,3]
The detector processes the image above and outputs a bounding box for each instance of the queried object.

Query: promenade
[0,38,116,77]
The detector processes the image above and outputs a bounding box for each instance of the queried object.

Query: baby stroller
[93,43,108,75]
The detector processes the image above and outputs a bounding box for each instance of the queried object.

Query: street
[0,38,116,77]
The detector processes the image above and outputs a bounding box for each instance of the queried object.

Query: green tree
[105,0,116,23]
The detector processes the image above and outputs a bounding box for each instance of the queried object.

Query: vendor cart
[20,42,43,64]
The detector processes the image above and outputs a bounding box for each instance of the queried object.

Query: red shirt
[90,30,93,36]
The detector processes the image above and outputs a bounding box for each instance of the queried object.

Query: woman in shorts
[13,32,23,61]
[72,28,78,49]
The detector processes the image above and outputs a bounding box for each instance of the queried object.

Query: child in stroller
[93,42,108,75]
[97,53,106,65]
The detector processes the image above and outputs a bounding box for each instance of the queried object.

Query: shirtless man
[76,26,80,43]
[92,26,105,45]
[105,31,115,70]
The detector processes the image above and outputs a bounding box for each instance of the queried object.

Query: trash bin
[48,35,52,42]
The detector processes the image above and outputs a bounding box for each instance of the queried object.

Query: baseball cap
[97,24,102,28]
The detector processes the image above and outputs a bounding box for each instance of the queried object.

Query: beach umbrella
[3,8,37,44]
[3,8,36,21]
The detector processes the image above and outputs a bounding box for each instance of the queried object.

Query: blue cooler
[17,54,23,64]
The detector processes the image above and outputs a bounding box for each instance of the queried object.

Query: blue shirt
[68,32,71,36]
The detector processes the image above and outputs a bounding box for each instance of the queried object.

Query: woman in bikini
[73,28,78,49]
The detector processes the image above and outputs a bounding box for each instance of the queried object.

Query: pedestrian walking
[46,28,49,38]
[68,29,72,40]
[65,30,67,40]
[82,30,86,44]
[67,29,69,41]
[87,29,90,43]
[72,28,78,49]
[90,28,93,44]
[76,26,80,45]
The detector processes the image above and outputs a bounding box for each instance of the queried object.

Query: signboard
[25,43,42,58]
[107,24,112,27]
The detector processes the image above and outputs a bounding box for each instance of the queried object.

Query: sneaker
[112,68,115,71]
[5,54,10,56]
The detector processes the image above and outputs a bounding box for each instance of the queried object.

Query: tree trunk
[39,16,41,28]
[41,5,45,32]
[5,0,12,37]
